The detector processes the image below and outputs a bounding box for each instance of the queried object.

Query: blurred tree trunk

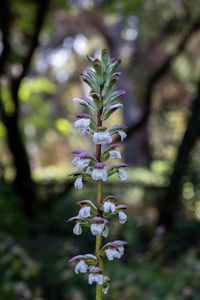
[0,0,50,216]
[157,81,200,231]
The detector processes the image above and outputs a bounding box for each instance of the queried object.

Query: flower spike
[68,49,129,298]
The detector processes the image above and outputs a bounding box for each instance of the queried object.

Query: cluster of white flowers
[68,50,129,297]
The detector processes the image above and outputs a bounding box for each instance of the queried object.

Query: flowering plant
[68,49,129,299]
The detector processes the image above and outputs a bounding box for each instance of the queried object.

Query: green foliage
[55,118,72,136]
[0,182,200,300]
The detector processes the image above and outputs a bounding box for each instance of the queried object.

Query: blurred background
[1,0,200,299]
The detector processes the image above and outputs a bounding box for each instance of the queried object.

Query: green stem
[96,180,103,300]
[96,101,103,300]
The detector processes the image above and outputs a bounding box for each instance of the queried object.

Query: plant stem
[96,180,103,300]
[96,105,103,300]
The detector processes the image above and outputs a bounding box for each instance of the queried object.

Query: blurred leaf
[55,118,71,135]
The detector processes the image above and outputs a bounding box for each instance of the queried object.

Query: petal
[74,177,83,189]
[73,223,82,235]
[102,284,109,294]
[109,150,121,159]
[91,223,104,236]
[78,206,91,218]
[118,168,127,181]
[118,211,127,224]
[102,225,109,238]
[118,130,127,141]
[77,158,90,169]
[75,260,87,274]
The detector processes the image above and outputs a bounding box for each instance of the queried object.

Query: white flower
[73,223,82,235]
[93,130,112,144]
[88,274,104,285]
[109,150,121,159]
[103,284,109,294]
[117,245,124,256]
[102,276,110,294]
[105,248,121,261]
[74,177,83,189]
[75,260,87,274]
[102,225,109,238]
[103,201,117,213]
[74,118,90,130]
[78,206,91,218]
[77,159,90,169]
[118,211,127,224]
[113,240,128,255]
[74,118,91,137]
[86,166,92,175]
[91,168,107,181]
[118,130,127,141]
[91,223,105,236]
[72,157,90,169]
[118,168,127,180]
[72,156,80,167]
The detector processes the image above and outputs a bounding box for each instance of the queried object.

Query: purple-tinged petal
[69,255,83,262]
[114,240,128,245]
[107,72,122,81]
[85,68,92,72]
[71,149,86,154]
[108,102,121,107]
[105,242,120,247]
[76,113,93,119]
[117,205,130,209]
[108,144,121,149]
[77,152,91,158]
[77,200,93,206]
[106,195,117,199]
[69,171,83,176]
[80,73,90,80]
[76,200,97,210]
[90,267,101,273]
[93,217,104,222]
[95,162,105,168]
[117,90,126,94]
[67,216,78,222]
[112,125,128,129]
